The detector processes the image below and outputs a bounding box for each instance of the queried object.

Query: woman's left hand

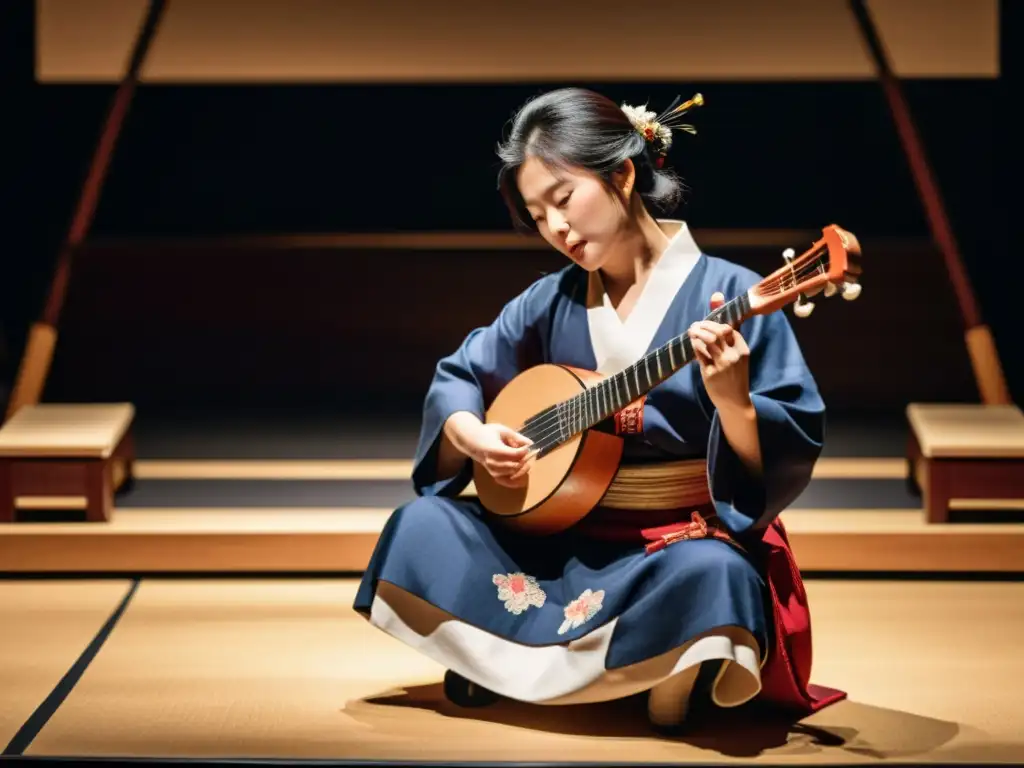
[688,292,752,412]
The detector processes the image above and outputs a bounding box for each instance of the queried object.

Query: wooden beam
[849,0,1010,406]
[81,228,824,252]
[5,0,167,421]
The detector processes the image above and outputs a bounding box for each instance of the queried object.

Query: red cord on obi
[642,511,738,555]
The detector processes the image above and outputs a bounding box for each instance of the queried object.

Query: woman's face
[517,155,633,272]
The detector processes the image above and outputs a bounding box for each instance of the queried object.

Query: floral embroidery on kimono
[558,589,605,635]
[493,572,547,614]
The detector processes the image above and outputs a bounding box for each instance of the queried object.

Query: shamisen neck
[522,282,753,458]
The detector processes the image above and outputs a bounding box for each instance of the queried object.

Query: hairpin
[621,93,704,167]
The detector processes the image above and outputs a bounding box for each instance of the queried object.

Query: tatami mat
[20,579,1024,763]
[0,580,133,748]
[24,580,440,761]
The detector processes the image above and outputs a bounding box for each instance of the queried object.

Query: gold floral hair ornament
[621,93,704,167]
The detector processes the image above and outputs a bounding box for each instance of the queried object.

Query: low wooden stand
[907,403,1024,523]
[0,403,135,523]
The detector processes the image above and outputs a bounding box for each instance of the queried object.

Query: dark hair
[496,88,684,231]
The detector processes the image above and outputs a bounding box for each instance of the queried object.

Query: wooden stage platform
[2,577,1022,765]
[4,495,1024,574]
[1,445,1022,574]
[1,409,1023,765]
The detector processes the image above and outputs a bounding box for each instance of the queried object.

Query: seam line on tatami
[2,579,141,756]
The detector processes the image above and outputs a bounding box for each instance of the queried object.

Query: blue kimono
[353,221,825,709]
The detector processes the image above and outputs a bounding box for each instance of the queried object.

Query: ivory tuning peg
[793,297,815,318]
[782,247,815,317]
[824,282,838,297]
[841,282,862,301]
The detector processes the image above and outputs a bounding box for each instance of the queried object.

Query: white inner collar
[586,219,702,376]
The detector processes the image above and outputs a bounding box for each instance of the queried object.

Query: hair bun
[496,88,701,229]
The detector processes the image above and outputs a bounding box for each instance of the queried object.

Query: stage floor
[2,409,1023,764]
[2,577,1022,765]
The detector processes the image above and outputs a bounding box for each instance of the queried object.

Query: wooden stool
[0,403,135,523]
[906,403,1024,523]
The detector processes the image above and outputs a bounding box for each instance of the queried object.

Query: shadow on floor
[345,681,989,762]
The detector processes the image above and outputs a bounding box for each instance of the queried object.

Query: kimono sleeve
[411,276,558,497]
[705,308,825,536]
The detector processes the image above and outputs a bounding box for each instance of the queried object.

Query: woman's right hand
[444,413,535,488]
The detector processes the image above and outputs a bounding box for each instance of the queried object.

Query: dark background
[0,1,1018,416]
